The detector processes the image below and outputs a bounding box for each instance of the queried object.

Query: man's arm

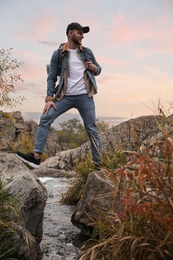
[45,50,59,102]
[86,48,102,76]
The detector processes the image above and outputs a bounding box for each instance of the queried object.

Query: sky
[1,0,173,123]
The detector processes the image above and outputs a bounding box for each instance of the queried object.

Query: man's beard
[72,35,81,45]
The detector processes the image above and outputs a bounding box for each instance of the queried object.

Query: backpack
[46,43,90,76]
[46,43,64,76]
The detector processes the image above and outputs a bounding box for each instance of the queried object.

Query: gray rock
[71,171,120,229]
[12,111,24,121]
[0,153,48,259]
[40,146,89,171]
[33,165,76,178]
[0,110,61,156]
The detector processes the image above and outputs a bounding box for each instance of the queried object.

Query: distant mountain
[23,112,126,129]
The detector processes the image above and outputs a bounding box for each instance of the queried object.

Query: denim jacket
[46,43,102,102]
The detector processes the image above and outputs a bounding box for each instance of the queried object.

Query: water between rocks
[39,177,83,260]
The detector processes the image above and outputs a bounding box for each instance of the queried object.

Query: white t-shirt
[65,48,87,95]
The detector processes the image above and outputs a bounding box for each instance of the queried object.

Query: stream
[39,177,82,260]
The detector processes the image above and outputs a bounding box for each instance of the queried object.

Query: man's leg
[17,96,75,168]
[35,96,77,153]
[76,95,102,166]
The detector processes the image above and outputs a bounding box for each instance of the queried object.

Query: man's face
[71,29,84,45]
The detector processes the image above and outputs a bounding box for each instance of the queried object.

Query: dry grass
[60,155,94,204]
[0,178,18,259]
[78,114,173,259]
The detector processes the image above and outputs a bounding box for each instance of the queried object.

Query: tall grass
[79,114,173,260]
[0,178,18,260]
[60,155,94,204]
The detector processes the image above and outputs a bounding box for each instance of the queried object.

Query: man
[16,22,102,170]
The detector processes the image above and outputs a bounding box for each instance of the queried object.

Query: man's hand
[43,101,57,114]
[86,61,97,73]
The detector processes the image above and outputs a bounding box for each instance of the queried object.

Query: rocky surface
[35,145,90,174]
[1,112,173,259]
[71,114,173,231]
[0,110,61,157]
[39,177,82,260]
[71,170,119,230]
[0,153,48,260]
[0,153,87,260]
[33,114,169,173]
[1,110,172,173]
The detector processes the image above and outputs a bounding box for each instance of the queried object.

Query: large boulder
[37,143,90,173]
[0,153,48,260]
[71,171,119,230]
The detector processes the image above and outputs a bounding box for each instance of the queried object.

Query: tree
[56,118,110,149]
[57,118,88,148]
[0,48,25,108]
[96,119,110,135]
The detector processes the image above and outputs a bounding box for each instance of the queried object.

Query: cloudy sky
[1,0,173,122]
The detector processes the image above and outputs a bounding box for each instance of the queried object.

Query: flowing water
[39,177,82,260]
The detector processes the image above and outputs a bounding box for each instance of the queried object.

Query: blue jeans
[34,95,102,164]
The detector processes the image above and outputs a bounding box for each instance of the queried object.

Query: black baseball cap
[66,22,90,35]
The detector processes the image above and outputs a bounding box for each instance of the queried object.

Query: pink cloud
[21,63,44,80]
[14,56,47,96]
[133,49,149,59]
[99,55,132,67]
[98,75,117,84]
[15,11,59,41]
[165,0,173,7]
[109,13,152,45]
[154,42,173,54]
[109,12,173,51]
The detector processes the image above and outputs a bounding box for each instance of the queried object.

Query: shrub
[79,123,173,260]
[60,155,94,204]
[0,178,18,259]
[0,48,25,109]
